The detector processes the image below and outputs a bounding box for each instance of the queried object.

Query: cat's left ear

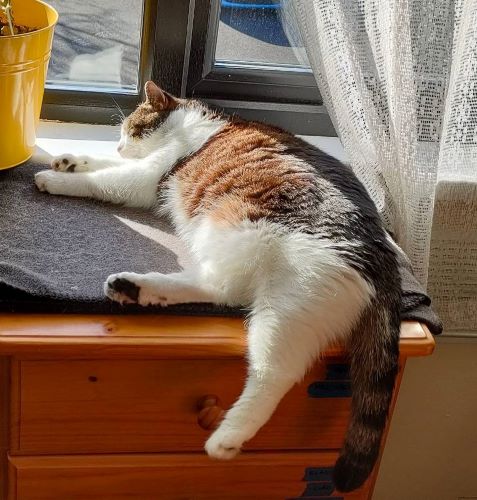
[144,81,180,110]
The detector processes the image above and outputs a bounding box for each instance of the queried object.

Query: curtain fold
[282,0,477,296]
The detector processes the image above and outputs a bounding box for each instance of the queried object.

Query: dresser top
[0,314,434,359]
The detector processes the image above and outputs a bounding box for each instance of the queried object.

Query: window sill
[34,121,347,163]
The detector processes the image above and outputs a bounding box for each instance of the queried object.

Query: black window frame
[186,0,319,103]
[42,0,336,136]
[41,0,166,123]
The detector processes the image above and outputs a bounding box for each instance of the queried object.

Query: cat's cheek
[119,149,134,159]
[118,139,140,159]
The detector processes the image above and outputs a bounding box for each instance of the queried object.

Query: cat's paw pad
[104,273,141,305]
[35,170,67,194]
[105,273,171,307]
[205,428,243,460]
[51,154,89,173]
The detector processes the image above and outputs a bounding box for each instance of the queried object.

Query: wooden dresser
[0,315,434,500]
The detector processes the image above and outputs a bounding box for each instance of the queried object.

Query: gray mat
[0,161,442,334]
[0,162,242,316]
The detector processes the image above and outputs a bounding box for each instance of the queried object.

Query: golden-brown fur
[170,120,317,226]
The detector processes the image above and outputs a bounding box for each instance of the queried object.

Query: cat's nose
[117,144,124,153]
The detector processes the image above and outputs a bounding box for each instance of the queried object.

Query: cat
[35,81,401,493]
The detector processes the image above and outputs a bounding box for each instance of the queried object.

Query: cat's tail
[333,298,400,492]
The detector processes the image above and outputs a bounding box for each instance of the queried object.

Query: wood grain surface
[0,315,434,359]
[12,358,353,455]
[9,452,367,500]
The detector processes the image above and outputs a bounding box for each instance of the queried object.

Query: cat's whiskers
[110,95,126,122]
[111,114,124,126]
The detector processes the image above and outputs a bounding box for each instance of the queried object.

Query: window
[181,0,333,134]
[46,0,143,92]
[42,0,158,123]
[43,0,334,135]
[215,2,310,70]
[185,0,318,102]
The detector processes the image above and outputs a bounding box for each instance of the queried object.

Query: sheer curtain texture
[282,0,477,330]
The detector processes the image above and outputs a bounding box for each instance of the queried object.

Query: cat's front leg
[51,154,127,173]
[35,170,93,197]
[104,271,219,306]
[35,161,161,207]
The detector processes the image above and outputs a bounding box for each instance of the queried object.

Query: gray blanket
[0,162,442,334]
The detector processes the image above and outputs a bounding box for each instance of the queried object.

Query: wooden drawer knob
[197,395,225,430]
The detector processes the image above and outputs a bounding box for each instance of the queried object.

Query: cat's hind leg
[203,232,374,459]
[204,299,316,459]
[104,270,221,306]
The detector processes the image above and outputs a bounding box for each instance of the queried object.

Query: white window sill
[34,121,348,163]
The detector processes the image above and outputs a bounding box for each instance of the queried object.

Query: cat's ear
[144,81,179,110]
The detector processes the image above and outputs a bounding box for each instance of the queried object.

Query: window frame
[184,0,335,135]
[187,0,320,104]
[41,0,170,123]
[42,0,336,136]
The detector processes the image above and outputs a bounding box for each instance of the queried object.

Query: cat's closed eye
[129,127,142,138]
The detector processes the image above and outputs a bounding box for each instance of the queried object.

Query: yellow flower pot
[0,0,57,169]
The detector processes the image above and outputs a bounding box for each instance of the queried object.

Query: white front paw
[51,154,90,173]
[35,170,68,194]
[205,426,244,460]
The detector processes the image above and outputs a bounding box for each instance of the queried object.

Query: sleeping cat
[34,81,401,492]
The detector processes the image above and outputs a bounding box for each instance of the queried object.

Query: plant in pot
[0,0,57,170]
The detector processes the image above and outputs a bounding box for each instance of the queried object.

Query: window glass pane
[46,0,143,92]
[215,1,310,70]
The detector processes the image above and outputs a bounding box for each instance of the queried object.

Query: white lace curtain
[281,0,477,295]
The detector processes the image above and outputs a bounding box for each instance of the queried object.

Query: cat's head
[117,81,184,159]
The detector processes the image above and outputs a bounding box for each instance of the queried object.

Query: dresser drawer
[12,359,351,454]
[9,452,367,500]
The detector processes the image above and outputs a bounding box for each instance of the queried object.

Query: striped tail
[333,300,400,492]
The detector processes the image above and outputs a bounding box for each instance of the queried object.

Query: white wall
[374,339,477,500]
